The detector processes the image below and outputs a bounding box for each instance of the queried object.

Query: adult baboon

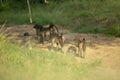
[78,38,86,58]
[33,24,43,36]
[33,24,59,44]
[48,24,59,35]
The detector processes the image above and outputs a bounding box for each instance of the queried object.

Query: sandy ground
[1,25,120,74]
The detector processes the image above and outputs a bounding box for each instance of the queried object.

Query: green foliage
[106,25,120,37]
[0,0,120,36]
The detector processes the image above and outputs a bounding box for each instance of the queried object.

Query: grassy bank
[0,33,101,80]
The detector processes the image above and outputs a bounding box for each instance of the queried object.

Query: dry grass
[0,25,120,80]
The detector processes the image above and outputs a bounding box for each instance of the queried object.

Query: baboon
[43,24,59,39]
[33,24,44,43]
[51,33,65,49]
[49,24,59,35]
[67,46,77,55]
[23,32,30,36]
[33,24,43,36]
[33,24,59,44]
[77,38,86,58]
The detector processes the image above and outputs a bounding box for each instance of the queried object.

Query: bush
[106,25,120,37]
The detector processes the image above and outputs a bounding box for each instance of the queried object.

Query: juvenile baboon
[67,46,77,55]
[23,32,30,36]
[33,24,59,44]
[78,38,86,58]
[51,33,65,49]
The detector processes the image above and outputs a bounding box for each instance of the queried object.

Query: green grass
[106,25,120,37]
[1,0,120,36]
[0,33,101,80]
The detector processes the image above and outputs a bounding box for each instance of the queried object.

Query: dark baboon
[33,24,59,44]
[33,24,44,43]
[78,38,86,58]
[33,24,43,36]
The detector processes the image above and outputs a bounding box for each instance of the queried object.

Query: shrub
[106,25,120,37]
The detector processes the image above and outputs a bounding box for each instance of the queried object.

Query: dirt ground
[1,24,120,71]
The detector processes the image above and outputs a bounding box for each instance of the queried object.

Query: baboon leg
[78,47,80,57]
[37,34,44,44]
[78,47,82,57]
[82,40,86,58]
[82,52,86,58]
[51,38,55,49]
[38,36,42,43]
[40,32,45,44]
[82,47,86,58]
[41,35,44,44]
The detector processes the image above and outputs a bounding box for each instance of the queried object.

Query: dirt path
[2,24,120,70]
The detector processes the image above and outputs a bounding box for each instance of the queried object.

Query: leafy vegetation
[0,0,120,36]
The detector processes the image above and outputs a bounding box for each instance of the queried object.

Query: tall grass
[0,0,120,35]
[0,33,101,80]
[106,25,120,37]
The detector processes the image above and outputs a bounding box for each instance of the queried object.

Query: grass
[0,32,102,80]
[1,0,120,36]
[0,32,120,80]
[106,25,120,37]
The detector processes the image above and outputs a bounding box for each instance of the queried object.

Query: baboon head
[33,24,43,29]
[82,38,85,43]
[23,32,30,36]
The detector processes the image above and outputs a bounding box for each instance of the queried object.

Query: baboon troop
[32,23,86,58]
[33,24,59,44]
